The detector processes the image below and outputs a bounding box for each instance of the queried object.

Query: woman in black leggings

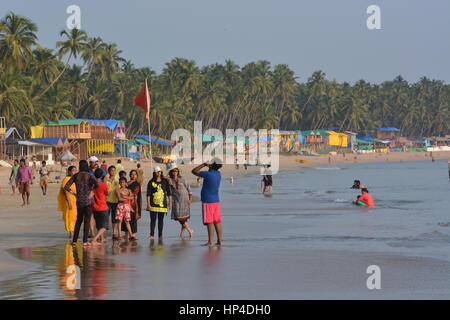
[146,167,171,240]
[64,160,99,246]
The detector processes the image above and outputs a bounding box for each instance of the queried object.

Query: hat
[87,156,99,162]
[153,166,162,173]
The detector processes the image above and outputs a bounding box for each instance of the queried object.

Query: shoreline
[0,150,449,282]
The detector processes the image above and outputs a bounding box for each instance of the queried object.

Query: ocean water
[0,159,449,299]
[223,159,450,260]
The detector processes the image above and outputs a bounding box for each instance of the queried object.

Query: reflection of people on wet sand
[192,159,223,247]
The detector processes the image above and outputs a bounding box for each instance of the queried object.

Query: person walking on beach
[168,167,193,239]
[106,166,120,240]
[58,165,78,239]
[39,160,50,196]
[16,158,34,206]
[192,159,223,247]
[260,165,273,194]
[115,177,134,241]
[92,168,109,244]
[64,160,99,246]
[123,169,142,240]
[9,159,19,196]
[146,167,171,240]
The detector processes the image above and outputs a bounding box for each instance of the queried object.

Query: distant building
[30,119,128,160]
[374,127,400,140]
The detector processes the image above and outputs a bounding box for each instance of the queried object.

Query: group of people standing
[57,157,223,247]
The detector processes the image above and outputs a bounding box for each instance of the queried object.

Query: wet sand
[0,151,449,298]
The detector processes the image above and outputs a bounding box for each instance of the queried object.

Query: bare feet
[216,241,222,247]
[202,242,214,247]
[149,236,155,240]
[188,228,194,239]
[83,242,92,247]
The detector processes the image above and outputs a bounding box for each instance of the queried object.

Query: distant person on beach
[261,165,273,194]
[146,166,171,240]
[116,159,124,179]
[64,160,99,246]
[16,158,34,206]
[57,165,77,239]
[136,163,144,186]
[353,188,374,208]
[168,167,193,239]
[92,168,109,244]
[39,160,50,196]
[448,160,450,179]
[351,180,365,189]
[115,177,134,241]
[192,159,223,247]
[106,166,120,240]
[101,160,108,173]
[123,169,142,240]
[9,159,19,196]
[119,170,127,179]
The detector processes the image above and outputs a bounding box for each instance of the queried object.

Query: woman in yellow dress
[58,166,78,239]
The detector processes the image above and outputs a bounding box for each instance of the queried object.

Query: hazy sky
[3,0,450,83]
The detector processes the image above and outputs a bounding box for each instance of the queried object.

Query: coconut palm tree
[0,12,38,72]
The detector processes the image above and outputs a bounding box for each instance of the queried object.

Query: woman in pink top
[15,158,34,206]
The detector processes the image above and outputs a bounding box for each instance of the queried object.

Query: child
[115,177,135,241]
[92,168,109,244]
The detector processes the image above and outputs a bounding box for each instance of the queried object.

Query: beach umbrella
[59,151,77,161]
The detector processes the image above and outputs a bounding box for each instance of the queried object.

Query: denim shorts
[108,202,119,224]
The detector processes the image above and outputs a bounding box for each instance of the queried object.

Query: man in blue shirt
[192,158,223,247]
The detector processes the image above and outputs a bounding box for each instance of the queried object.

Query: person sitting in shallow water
[353,188,374,208]
[351,180,365,189]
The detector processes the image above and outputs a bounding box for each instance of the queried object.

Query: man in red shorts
[192,158,223,247]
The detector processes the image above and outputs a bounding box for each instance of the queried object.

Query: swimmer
[352,188,374,208]
[351,180,365,189]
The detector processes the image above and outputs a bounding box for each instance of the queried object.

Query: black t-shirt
[147,178,171,212]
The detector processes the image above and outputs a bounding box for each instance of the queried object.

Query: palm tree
[0,12,38,72]
[0,72,33,131]
[38,28,88,97]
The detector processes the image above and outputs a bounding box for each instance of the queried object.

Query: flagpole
[146,78,153,171]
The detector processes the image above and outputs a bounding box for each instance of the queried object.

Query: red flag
[134,79,150,120]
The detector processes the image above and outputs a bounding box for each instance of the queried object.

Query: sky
[3,0,450,84]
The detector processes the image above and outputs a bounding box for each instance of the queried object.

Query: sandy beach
[0,150,449,297]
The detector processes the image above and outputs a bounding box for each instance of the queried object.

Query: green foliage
[0,13,448,140]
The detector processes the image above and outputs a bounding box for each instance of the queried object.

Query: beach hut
[374,127,400,140]
[30,119,128,160]
[325,131,348,148]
